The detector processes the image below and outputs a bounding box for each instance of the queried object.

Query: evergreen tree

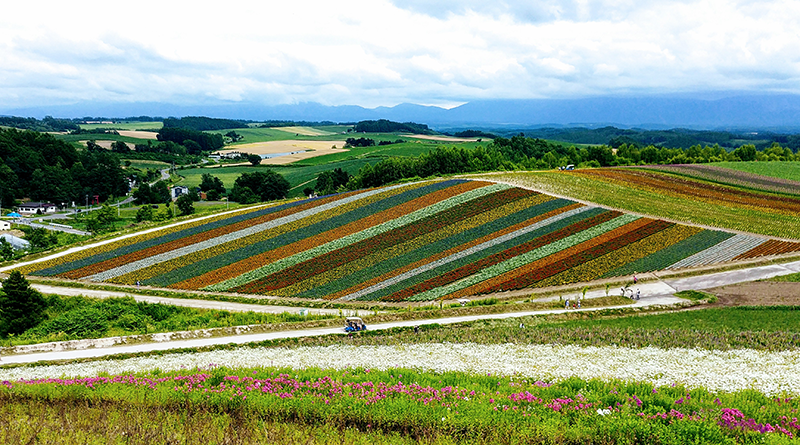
[0,238,13,260]
[0,271,47,337]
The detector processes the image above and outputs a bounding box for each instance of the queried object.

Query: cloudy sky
[1,0,798,110]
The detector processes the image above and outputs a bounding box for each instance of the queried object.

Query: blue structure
[0,233,30,250]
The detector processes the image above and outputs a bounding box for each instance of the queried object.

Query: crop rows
[19,179,800,301]
[575,168,800,215]
[638,164,800,196]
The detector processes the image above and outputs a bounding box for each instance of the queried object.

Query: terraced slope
[481,170,800,239]
[637,164,800,196]
[18,179,800,301]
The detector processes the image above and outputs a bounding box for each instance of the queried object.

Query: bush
[31,306,109,337]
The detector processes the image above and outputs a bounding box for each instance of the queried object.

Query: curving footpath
[2,259,799,365]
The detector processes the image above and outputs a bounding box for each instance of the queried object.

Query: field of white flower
[4,342,798,396]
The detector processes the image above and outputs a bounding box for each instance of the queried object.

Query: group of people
[561,273,643,311]
[564,296,582,309]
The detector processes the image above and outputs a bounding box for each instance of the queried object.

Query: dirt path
[706,282,800,307]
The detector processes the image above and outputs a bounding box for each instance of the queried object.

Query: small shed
[0,221,10,231]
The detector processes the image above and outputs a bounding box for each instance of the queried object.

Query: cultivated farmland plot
[16,179,800,301]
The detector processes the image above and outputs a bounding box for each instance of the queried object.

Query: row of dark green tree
[0,128,128,207]
[343,136,798,190]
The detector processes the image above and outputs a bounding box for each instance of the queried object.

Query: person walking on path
[636,289,641,300]
[633,274,638,284]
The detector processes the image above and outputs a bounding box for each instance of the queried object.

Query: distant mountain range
[4,93,800,132]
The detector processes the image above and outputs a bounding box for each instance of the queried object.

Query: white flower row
[206,183,511,291]
[667,234,766,270]
[5,343,797,396]
[341,206,594,301]
[409,213,640,301]
[85,185,407,282]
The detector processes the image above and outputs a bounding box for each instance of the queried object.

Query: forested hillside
[0,128,128,206]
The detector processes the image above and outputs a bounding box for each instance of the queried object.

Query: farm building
[0,220,10,231]
[18,202,57,214]
[171,186,189,200]
[209,151,245,160]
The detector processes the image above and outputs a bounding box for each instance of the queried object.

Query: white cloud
[0,0,799,109]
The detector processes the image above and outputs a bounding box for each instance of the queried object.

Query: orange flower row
[60,193,360,279]
[576,169,800,216]
[734,239,800,260]
[171,181,480,290]
[126,182,431,287]
[325,201,583,301]
[445,215,652,300]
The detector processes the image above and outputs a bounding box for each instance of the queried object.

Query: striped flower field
[17,179,800,301]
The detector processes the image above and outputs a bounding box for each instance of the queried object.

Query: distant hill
[5,93,800,131]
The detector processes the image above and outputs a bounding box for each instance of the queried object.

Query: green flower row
[204,183,512,292]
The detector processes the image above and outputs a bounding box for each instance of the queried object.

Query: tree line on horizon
[343,135,798,190]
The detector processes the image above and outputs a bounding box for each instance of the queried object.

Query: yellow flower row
[15,204,272,275]
[535,223,702,287]
[272,193,554,297]
[106,182,431,285]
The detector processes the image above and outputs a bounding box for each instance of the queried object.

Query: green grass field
[473,171,800,239]
[55,133,152,145]
[4,301,800,444]
[298,140,486,166]
[1,293,332,348]
[178,159,375,197]
[124,159,171,170]
[711,161,800,181]
[78,121,163,131]
[543,305,800,333]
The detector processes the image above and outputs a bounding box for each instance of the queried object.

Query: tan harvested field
[261,148,349,164]
[218,140,349,164]
[402,134,480,142]
[272,126,336,136]
[116,130,159,140]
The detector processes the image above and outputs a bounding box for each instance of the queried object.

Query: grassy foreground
[0,398,434,445]
[6,305,800,443]
[3,366,797,444]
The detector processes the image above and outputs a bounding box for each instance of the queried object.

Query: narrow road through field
[1,294,679,365]
[3,259,798,365]
[29,284,347,316]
